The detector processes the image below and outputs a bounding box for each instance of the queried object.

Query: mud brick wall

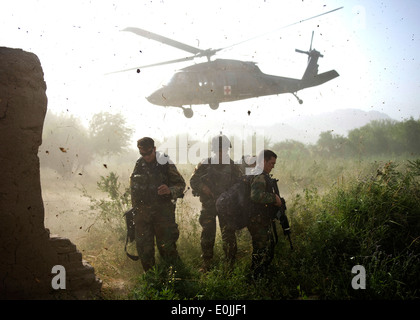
[49,235,100,295]
[0,47,101,299]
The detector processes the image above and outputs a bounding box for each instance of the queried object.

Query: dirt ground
[40,165,202,299]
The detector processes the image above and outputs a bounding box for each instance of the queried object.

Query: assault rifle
[271,178,294,250]
[123,207,139,261]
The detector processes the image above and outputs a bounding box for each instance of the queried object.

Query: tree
[348,119,400,156]
[272,139,310,159]
[316,131,352,157]
[39,110,93,176]
[88,112,134,156]
[401,117,420,154]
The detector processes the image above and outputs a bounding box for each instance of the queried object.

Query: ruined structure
[0,47,102,299]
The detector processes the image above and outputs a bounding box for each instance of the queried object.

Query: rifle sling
[125,234,140,261]
[272,220,278,245]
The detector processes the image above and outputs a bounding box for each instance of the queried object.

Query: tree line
[272,118,420,159]
[39,111,420,176]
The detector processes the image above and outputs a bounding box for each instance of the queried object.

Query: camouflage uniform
[190,155,243,269]
[248,170,278,278]
[130,152,186,272]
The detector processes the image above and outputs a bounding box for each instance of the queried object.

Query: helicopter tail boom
[300,70,339,90]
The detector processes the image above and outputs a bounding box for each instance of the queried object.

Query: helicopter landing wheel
[293,93,303,104]
[182,107,194,118]
[209,103,219,110]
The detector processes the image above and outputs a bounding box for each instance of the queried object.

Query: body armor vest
[131,159,171,206]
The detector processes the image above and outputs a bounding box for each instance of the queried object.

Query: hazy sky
[1,0,420,144]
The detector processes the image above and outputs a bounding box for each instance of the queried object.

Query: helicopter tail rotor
[295,31,325,80]
[295,31,323,59]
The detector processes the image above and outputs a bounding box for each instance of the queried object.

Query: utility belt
[132,184,172,206]
[135,196,173,208]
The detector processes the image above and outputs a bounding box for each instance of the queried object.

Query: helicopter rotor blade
[112,6,343,74]
[310,30,314,51]
[105,55,197,75]
[122,27,202,55]
[222,6,343,51]
[113,27,223,73]
[295,49,309,55]
[135,55,197,69]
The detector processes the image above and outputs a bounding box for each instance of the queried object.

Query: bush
[286,160,420,299]
[81,171,131,238]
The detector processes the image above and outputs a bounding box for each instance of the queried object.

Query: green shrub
[81,171,131,238]
[80,159,420,300]
[285,160,420,299]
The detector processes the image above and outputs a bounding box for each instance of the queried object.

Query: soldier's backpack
[216,175,254,230]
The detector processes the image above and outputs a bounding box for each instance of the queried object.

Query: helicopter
[117,7,342,118]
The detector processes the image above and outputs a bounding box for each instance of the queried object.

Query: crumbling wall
[0,47,101,299]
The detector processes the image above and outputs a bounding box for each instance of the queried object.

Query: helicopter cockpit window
[166,72,187,85]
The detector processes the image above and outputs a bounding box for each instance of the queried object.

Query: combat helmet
[211,133,232,152]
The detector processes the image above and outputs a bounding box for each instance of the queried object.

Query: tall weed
[79,158,420,300]
[286,159,420,299]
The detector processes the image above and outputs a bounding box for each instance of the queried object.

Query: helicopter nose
[146,94,154,104]
[147,88,168,106]
[146,91,159,105]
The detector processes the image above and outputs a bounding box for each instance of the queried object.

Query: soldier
[190,134,243,272]
[248,149,283,278]
[130,137,186,272]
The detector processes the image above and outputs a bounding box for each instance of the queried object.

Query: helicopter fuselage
[146,59,301,108]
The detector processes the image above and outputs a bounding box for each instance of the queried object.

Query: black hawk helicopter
[116,7,342,118]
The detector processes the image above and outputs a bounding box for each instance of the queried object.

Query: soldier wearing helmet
[190,134,243,272]
[130,137,186,272]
